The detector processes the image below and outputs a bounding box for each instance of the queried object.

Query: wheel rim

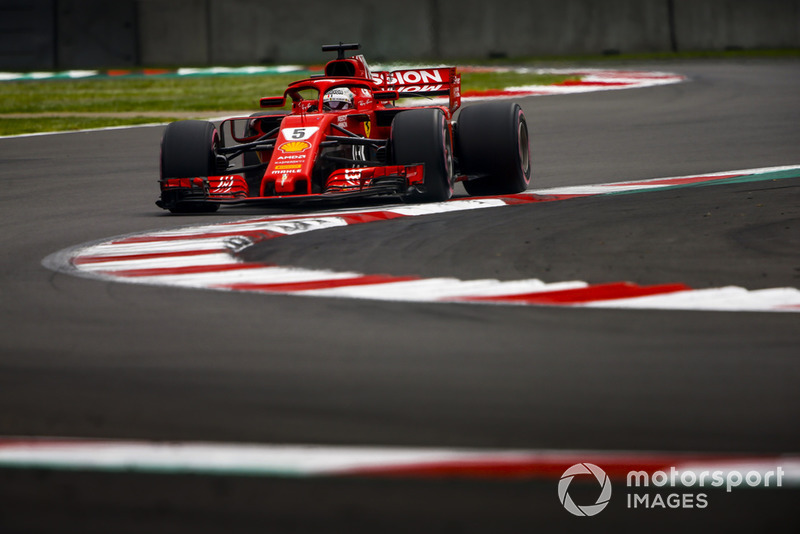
[210,129,220,171]
[518,118,530,177]
[444,122,454,193]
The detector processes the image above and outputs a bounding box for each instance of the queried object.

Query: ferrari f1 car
[157,42,531,213]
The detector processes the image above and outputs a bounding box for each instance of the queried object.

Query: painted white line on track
[135,267,366,288]
[583,287,800,312]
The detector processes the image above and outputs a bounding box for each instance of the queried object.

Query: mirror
[260,96,286,108]
[223,118,261,144]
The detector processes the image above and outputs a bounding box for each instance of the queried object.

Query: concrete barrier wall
[202,0,438,64]
[139,0,209,66]
[57,0,138,68]
[437,0,675,58]
[673,0,800,51]
[1,0,798,70]
[0,0,55,70]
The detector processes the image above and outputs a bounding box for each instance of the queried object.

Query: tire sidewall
[160,120,219,179]
[457,102,531,195]
[390,108,453,202]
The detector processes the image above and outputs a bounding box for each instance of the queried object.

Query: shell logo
[278,141,311,153]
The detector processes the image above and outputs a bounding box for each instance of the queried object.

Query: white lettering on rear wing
[372,67,461,113]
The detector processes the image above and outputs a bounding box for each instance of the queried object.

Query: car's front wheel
[160,120,220,213]
[390,108,454,202]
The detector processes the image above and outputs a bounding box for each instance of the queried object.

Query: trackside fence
[2,0,798,70]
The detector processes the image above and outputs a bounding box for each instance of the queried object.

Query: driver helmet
[323,87,355,111]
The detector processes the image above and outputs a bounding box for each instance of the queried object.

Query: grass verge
[0,116,187,137]
[0,70,574,135]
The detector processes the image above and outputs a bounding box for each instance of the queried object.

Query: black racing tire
[160,120,220,213]
[456,102,531,196]
[390,108,454,202]
[161,120,219,179]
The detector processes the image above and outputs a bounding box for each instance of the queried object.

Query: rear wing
[372,67,461,114]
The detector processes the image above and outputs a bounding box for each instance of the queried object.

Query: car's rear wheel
[160,120,220,213]
[390,108,453,202]
[457,102,531,196]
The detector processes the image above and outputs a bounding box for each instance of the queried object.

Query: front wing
[157,163,425,209]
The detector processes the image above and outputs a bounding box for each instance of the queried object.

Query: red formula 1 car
[157,43,531,213]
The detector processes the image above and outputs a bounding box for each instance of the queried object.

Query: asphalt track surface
[1,59,799,532]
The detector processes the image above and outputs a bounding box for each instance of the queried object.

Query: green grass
[0,116,185,136]
[0,74,303,114]
[0,70,574,135]
[4,48,794,135]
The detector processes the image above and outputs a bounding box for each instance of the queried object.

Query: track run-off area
[1,59,799,532]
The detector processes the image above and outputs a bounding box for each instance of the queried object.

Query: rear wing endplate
[372,67,461,114]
